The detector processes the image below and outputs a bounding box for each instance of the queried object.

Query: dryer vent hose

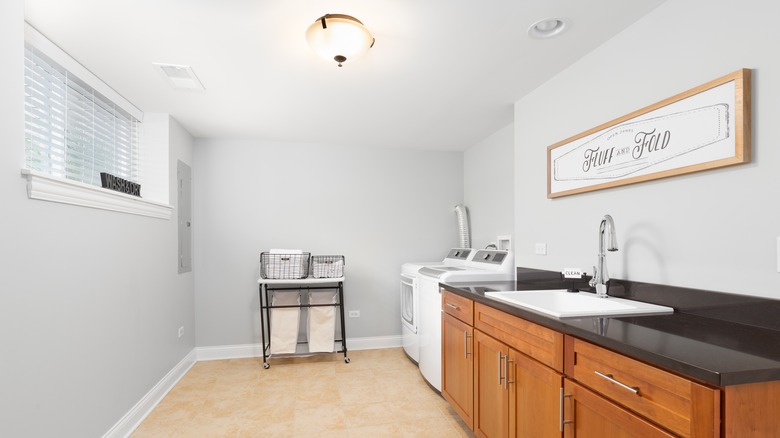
[454,205,471,249]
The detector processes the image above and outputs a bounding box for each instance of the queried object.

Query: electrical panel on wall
[178,160,192,273]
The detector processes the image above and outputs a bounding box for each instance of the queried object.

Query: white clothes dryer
[417,250,515,391]
[400,248,473,363]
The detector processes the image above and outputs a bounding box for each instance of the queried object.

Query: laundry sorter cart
[257,253,348,368]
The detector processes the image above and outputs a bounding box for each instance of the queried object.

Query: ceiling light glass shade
[305,14,375,67]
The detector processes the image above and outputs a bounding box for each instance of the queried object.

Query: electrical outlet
[535,243,547,255]
[178,326,184,338]
[777,237,780,273]
[348,310,360,318]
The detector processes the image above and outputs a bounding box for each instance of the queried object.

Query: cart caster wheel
[263,362,270,369]
[344,357,350,364]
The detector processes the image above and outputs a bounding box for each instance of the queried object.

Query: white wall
[514,0,780,298]
[193,139,463,347]
[464,123,514,250]
[0,2,195,433]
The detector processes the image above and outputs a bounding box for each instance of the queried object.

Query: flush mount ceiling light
[305,14,375,67]
[528,18,569,39]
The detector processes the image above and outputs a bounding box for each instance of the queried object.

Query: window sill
[21,169,173,219]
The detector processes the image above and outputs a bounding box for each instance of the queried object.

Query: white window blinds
[24,43,140,187]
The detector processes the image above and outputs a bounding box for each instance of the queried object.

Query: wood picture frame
[547,69,751,198]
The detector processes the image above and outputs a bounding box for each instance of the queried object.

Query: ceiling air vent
[153,63,205,91]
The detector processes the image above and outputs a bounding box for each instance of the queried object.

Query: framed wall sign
[547,69,751,198]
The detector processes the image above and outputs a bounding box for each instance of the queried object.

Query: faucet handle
[589,265,597,287]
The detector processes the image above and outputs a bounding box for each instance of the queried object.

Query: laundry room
[4,0,780,436]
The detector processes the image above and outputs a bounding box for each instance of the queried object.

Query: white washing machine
[417,250,515,391]
[400,248,473,363]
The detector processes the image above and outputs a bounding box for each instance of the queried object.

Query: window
[22,24,171,219]
[25,46,140,187]
[24,37,140,187]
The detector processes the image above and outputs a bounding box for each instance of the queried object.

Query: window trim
[23,23,172,219]
[22,169,173,219]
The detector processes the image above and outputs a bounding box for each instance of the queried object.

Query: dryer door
[400,274,417,331]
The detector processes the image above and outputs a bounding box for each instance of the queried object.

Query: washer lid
[419,266,465,278]
[401,262,443,276]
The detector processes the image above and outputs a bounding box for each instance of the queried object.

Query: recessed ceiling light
[528,18,568,39]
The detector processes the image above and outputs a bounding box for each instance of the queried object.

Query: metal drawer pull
[446,303,460,310]
[560,388,573,431]
[498,352,504,385]
[595,371,641,395]
[504,355,513,390]
[464,331,471,358]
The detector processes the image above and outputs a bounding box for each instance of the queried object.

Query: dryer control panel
[445,248,472,261]
[473,250,508,265]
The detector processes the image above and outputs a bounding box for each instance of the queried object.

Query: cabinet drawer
[564,379,676,437]
[567,337,719,437]
[442,290,474,325]
[474,302,563,372]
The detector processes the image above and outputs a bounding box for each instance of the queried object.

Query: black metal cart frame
[258,277,349,368]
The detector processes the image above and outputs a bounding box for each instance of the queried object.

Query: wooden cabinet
[562,379,676,437]
[472,330,565,438]
[510,349,563,437]
[722,379,780,436]
[565,336,719,437]
[441,290,475,429]
[475,303,563,372]
[442,312,474,429]
[443,293,568,437]
[474,330,510,437]
[441,288,780,437]
[442,290,474,324]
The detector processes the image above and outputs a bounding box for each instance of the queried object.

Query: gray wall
[193,139,463,347]
[0,3,195,434]
[464,123,514,250]
[514,0,780,298]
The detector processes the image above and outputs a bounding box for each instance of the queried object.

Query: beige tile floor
[132,348,474,437]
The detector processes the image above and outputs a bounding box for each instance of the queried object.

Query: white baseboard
[195,335,403,361]
[345,335,403,351]
[105,335,401,437]
[102,350,196,438]
[196,343,263,361]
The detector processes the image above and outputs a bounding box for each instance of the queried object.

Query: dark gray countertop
[441,268,780,387]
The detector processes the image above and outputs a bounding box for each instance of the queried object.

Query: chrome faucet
[590,215,618,298]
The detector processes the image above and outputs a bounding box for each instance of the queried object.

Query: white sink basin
[484,290,673,318]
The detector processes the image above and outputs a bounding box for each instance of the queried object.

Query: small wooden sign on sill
[100,172,141,197]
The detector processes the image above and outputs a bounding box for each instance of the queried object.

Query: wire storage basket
[311,255,345,278]
[260,252,310,279]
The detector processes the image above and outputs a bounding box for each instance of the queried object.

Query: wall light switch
[535,243,547,255]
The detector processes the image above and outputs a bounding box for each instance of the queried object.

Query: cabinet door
[562,379,676,438]
[474,330,509,438]
[509,349,562,437]
[442,313,474,429]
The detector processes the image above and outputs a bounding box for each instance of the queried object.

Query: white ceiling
[24,0,665,151]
